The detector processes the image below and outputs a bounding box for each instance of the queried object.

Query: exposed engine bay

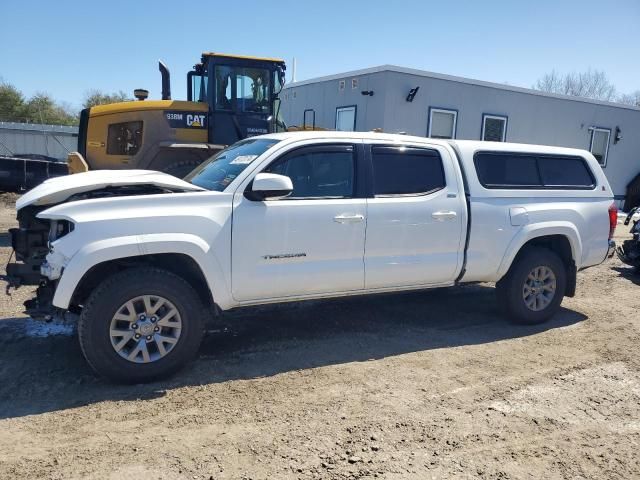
[4,184,194,319]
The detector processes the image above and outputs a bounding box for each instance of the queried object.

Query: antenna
[291,57,297,83]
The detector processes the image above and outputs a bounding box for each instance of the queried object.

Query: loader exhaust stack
[159,60,171,100]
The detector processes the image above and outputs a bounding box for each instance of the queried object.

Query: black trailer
[0,154,68,193]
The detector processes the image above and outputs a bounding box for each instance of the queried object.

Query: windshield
[185,138,280,191]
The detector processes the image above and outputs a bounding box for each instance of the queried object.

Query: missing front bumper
[23,282,58,321]
[4,261,43,288]
[2,254,59,321]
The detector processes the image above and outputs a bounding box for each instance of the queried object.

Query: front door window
[265,149,354,198]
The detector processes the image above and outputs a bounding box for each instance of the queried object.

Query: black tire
[78,267,205,383]
[496,247,567,325]
[163,160,200,179]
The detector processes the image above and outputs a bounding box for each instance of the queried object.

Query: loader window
[237,68,271,113]
[191,74,207,102]
[106,121,143,156]
[214,65,271,113]
[215,65,233,110]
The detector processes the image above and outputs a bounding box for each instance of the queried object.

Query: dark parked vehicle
[0,154,68,193]
[617,207,640,271]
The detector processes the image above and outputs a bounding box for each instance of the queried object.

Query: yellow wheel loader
[68,53,287,178]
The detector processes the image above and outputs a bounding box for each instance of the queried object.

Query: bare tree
[533,69,617,101]
[618,90,640,107]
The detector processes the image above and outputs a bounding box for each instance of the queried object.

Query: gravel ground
[0,193,638,479]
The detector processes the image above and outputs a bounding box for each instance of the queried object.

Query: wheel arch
[52,235,231,312]
[497,224,581,297]
[68,253,217,314]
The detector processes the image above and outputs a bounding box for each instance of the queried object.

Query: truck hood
[16,170,205,209]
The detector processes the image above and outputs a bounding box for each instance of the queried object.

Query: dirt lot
[0,193,638,480]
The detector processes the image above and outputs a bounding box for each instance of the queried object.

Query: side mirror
[246,173,293,201]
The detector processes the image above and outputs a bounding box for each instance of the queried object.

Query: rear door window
[371,146,445,196]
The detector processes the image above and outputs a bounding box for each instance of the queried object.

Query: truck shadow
[0,284,587,419]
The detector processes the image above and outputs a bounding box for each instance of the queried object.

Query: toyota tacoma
[4,132,617,382]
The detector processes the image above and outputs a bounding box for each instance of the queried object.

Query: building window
[352,78,359,89]
[482,114,507,142]
[590,127,611,167]
[107,121,143,156]
[339,80,346,91]
[336,106,356,131]
[428,108,457,139]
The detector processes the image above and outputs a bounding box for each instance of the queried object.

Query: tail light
[608,202,618,240]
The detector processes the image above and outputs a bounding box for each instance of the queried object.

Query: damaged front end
[4,205,70,320]
[4,182,194,320]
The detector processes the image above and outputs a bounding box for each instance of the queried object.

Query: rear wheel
[78,267,205,383]
[496,247,567,325]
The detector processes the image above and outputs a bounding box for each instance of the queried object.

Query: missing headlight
[48,220,74,243]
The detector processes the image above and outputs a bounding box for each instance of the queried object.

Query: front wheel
[78,267,205,383]
[496,247,567,325]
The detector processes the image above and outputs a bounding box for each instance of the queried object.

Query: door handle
[432,211,457,221]
[334,214,364,224]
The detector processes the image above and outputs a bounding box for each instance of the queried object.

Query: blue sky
[1,0,638,110]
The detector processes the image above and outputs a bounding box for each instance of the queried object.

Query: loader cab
[187,53,286,145]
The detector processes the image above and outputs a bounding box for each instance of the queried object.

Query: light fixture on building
[361,90,374,96]
[406,86,420,102]
[614,126,622,144]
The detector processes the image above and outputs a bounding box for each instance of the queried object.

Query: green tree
[0,80,26,122]
[20,92,78,126]
[0,80,78,125]
[83,89,131,108]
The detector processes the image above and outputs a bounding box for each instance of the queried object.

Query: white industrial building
[281,65,640,208]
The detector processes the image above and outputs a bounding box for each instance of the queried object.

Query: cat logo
[186,114,206,128]
[164,110,207,129]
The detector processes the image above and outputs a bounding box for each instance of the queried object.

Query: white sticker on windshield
[230,155,258,165]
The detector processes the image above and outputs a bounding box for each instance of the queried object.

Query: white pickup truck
[5,132,617,382]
